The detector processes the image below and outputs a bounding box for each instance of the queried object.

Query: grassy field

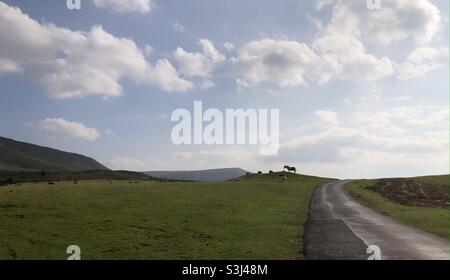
[411,175,449,185]
[0,172,332,260]
[346,176,449,239]
[0,170,154,185]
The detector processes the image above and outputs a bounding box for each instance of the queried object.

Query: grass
[0,172,332,260]
[346,179,450,240]
[411,174,449,185]
[0,170,153,185]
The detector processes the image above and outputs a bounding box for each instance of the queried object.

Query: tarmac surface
[304,181,450,260]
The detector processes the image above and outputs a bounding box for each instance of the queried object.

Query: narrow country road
[304,181,450,260]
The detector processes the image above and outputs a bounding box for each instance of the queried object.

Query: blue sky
[0,0,448,178]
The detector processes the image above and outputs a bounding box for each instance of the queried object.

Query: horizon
[0,0,449,179]
[2,133,449,181]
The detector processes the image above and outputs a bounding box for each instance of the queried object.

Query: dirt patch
[367,178,449,208]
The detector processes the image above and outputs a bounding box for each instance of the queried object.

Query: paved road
[304,181,450,260]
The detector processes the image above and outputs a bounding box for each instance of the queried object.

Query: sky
[0,0,448,179]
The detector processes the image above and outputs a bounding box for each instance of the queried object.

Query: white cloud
[229,39,340,87]
[174,48,207,77]
[1,0,446,96]
[0,2,192,98]
[147,59,194,92]
[223,42,235,51]
[108,157,148,170]
[279,106,449,165]
[312,28,395,81]
[183,34,393,89]
[359,89,383,107]
[397,47,449,80]
[173,22,185,33]
[322,0,442,45]
[315,110,340,126]
[385,96,413,102]
[223,0,443,88]
[313,0,335,10]
[35,118,100,141]
[174,39,225,79]
[91,0,154,13]
[227,34,394,87]
[0,58,21,74]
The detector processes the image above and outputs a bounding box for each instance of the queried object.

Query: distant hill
[144,168,248,182]
[0,136,108,172]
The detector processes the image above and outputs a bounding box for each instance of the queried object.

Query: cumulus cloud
[0,2,192,98]
[91,0,154,13]
[35,118,101,141]
[1,0,446,95]
[223,0,443,88]
[174,39,225,79]
[318,0,442,45]
[0,58,21,74]
[147,59,194,92]
[279,106,449,164]
[219,0,443,88]
[228,39,340,87]
[312,28,395,81]
[223,42,235,51]
[173,22,185,33]
[225,33,395,87]
[314,0,335,10]
[315,110,340,126]
[173,39,225,88]
[397,47,449,80]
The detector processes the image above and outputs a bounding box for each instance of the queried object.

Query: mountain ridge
[0,136,108,172]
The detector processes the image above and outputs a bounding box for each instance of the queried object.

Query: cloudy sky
[0,0,448,178]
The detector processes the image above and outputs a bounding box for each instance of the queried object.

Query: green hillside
[0,136,108,172]
[410,174,449,185]
[0,172,333,260]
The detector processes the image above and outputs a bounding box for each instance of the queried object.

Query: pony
[283,165,296,173]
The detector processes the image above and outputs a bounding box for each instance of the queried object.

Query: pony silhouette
[283,165,296,173]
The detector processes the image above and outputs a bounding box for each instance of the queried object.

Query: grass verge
[346,179,450,240]
[0,172,331,260]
